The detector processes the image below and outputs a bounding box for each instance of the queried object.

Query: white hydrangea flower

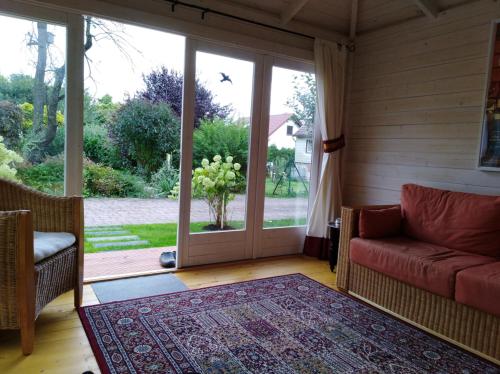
[201,158,209,167]
[233,163,241,171]
[226,156,233,163]
[226,171,236,180]
[213,155,222,162]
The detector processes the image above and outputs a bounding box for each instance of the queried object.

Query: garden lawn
[265,177,308,198]
[84,218,307,253]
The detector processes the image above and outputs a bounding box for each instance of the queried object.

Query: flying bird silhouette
[219,72,233,84]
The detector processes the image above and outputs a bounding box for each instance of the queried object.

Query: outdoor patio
[84,246,176,281]
[83,196,307,279]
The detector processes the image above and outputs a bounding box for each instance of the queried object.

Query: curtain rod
[163,0,353,50]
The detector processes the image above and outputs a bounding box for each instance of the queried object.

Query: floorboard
[0,255,334,374]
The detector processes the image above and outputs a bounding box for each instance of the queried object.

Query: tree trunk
[43,65,65,148]
[32,22,48,134]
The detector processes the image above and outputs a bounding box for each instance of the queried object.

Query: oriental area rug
[79,274,499,374]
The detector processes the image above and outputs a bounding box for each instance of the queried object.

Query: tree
[109,98,180,177]
[140,68,231,127]
[193,118,249,173]
[0,74,35,104]
[27,17,131,163]
[84,93,120,127]
[286,73,317,127]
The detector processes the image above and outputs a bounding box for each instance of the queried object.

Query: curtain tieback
[322,134,345,153]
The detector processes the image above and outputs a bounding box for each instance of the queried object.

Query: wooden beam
[280,0,309,25]
[350,0,359,39]
[413,0,440,19]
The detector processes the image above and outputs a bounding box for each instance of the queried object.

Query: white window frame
[0,1,84,196]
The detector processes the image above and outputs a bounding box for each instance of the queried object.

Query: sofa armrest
[336,204,398,291]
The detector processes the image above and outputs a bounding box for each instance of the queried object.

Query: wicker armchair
[0,178,83,355]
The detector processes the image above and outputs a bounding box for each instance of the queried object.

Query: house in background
[293,124,313,180]
[267,113,298,149]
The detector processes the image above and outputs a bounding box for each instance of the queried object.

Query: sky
[0,14,310,119]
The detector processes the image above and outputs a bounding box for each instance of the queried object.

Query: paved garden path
[84,195,308,226]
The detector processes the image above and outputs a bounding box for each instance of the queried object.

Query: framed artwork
[479,21,500,170]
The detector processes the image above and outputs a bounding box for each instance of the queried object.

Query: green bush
[109,98,180,178]
[0,100,23,150]
[193,118,249,174]
[150,159,179,197]
[83,163,146,197]
[17,155,64,195]
[83,123,120,167]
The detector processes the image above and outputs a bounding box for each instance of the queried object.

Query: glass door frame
[252,57,320,259]
[177,38,265,267]
[0,1,85,197]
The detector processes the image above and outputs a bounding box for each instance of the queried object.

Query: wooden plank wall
[343,0,500,205]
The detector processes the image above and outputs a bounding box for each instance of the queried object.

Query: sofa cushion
[350,236,496,298]
[359,205,402,239]
[34,231,76,263]
[401,184,500,257]
[455,262,500,317]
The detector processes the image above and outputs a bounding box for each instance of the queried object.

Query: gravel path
[84,195,308,226]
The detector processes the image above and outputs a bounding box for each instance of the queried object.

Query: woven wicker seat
[0,178,83,355]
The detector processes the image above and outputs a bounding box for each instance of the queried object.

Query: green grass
[265,177,309,198]
[84,218,307,253]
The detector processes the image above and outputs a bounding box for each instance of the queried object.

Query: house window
[306,139,313,154]
[286,125,294,135]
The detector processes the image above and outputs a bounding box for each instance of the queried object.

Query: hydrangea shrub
[192,155,242,229]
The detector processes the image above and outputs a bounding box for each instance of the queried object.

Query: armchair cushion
[34,231,76,263]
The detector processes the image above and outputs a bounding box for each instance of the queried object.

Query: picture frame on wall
[479,21,500,170]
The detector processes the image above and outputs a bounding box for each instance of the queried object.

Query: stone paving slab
[85,230,130,236]
[86,225,124,231]
[93,240,149,248]
[84,196,308,227]
[86,235,140,243]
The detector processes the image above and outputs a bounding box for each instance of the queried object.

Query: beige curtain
[304,38,348,258]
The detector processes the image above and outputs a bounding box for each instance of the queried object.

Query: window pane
[190,52,254,233]
[0,14,66,195]
[263,66,316,228]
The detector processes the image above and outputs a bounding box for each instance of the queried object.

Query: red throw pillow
[359,206,402,239]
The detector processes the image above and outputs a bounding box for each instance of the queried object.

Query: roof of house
[268,113,294,136]
[294,124,313,139]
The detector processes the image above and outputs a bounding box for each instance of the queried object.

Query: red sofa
[337,184,500,361]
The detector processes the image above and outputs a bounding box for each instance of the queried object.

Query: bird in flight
[219,72,233,84]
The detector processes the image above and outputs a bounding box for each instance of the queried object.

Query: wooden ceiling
[189,0,478,39]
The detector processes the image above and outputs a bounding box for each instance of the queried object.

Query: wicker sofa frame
[336,205,500,364]
[0,178,83,355]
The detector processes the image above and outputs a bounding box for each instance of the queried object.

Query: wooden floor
[0,255,334,374]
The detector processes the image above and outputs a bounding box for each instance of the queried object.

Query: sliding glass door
[253,59,318,258]
[178,40,264,266]
[0,0,319,270]
[178,41,317,266]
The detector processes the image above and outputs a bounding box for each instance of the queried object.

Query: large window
[189,51,254,233]
[0,14,66,195]
[263,66,316,228]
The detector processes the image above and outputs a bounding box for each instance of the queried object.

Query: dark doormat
[91,273,188,303]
